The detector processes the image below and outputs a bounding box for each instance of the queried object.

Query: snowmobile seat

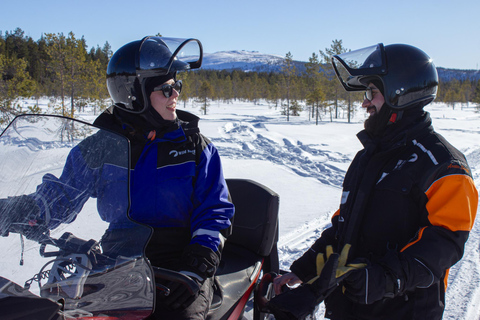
[207,179,279,319]
[225,179,279,258]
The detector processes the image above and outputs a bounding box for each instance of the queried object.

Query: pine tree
[0,54,36,127]
[306,87,326,124]
[44,32,92,117]
[282,52,296,121]
[197,80,213,115]
[319,39,349,120]
[223,75,233,103]
[304,52,322,121]
[473,82,480,111]
[178,71,190,108]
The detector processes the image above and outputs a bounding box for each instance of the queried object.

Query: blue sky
[2,0,479,70]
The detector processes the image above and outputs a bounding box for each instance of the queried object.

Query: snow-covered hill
[202,50,284,72]
[202,50,306,73]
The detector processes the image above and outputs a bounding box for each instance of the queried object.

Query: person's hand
[0,195,47,241]
[158,272,203,310]
[156,243,218,310]
[267,249,342,320]
[273,272,302,295]
[268,244,366,320]
[342,260,400,304]
[182,243,219,279]
[0,198,12,237]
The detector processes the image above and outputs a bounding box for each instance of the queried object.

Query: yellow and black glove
[302,243,367,303]
[268,244,366,320]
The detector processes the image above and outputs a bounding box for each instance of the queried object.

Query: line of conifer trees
[1,28,111,126]
[1,28,479,128]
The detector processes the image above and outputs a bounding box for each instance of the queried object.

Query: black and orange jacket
[291,111,478,320]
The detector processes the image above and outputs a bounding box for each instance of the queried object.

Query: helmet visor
[138,37,203,75]
[332,44,387,91]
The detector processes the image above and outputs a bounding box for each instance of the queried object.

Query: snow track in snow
[277,216,333,271]
[212,121,349,188]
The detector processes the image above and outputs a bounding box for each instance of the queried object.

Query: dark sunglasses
[364,87,374,101]
[365,87,378,101]
[153,80,182,98]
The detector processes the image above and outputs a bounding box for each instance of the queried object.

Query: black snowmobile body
[0,115,279,320]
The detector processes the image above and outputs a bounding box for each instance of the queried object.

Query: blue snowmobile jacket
[33,108,234,276]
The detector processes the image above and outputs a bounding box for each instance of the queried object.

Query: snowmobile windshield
[0,115,154,318]
[138,36,203,77]
[332,43,387,91]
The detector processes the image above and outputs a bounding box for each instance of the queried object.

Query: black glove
[343,250,435,305]
[157,272,203,310]
[342,261,396,304]
[267,250,339,320]
[268,245,366,320]
[343,250,407,304]
[267,284,318,320]
[0,195,48,241]
[181,243,219,279]
[156,243,219,310]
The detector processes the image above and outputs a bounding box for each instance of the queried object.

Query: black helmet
[332,43,438,109]
[106,36,203,113]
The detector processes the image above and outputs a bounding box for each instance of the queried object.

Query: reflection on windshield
[0,115,154,318]
[139,37,202,71]
[335,44,382,70]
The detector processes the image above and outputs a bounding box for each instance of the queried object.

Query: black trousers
[149,276,214,320]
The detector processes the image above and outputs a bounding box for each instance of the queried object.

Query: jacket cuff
[182,243,219,279]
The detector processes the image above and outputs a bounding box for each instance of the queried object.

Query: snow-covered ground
[4,98,480,319]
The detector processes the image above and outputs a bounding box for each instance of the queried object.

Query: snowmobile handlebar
[254,271,278,313]
[152,266,200,297]
[39,232,100,258]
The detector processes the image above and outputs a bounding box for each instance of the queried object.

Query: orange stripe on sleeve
[332,208,340,218]
[425,175,478,232]
[401,226,427,252]
[444,268,450,290]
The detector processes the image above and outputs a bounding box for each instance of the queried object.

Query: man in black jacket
[271,44,478,320]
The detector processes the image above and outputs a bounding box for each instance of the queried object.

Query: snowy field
[6,98,480,319]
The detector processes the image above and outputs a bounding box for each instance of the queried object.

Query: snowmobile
[0,114,279,320]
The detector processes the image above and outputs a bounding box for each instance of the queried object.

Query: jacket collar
[93,107,200,142]
[358,111,432,152]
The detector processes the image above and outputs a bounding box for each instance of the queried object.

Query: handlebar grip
[152,266,200,296]
[255,271,278,312]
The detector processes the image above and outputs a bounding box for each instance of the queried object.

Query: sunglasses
[153,80,183,98]
[364,87,375,101]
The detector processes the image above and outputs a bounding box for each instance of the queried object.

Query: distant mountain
[202,50,305,73]
[201,50,480,82]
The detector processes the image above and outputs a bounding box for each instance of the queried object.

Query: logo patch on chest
[169,149,196,158]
